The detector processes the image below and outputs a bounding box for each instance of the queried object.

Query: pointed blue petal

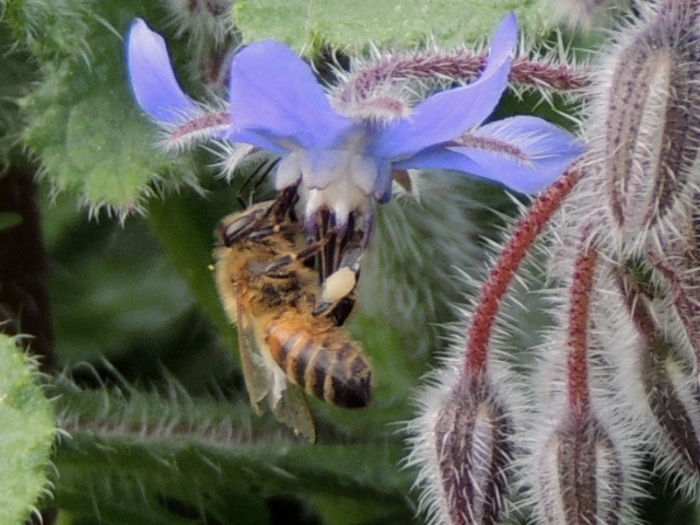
[372,13,518,160]
[449,116,584,193]
[397,116,584,194]
[483,13,518,77]
[229,41,353,152]
[232,129,288,155]
[393,146,484,173]
[127,19,198,124]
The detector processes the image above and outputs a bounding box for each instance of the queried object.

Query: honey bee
[213,190,372,441]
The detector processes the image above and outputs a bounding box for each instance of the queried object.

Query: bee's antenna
[236,158,281,207]
[250,158,280,205]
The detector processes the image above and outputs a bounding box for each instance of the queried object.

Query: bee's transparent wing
[271,381,316,443]
[240,308,316,442]
[236,306,270,415]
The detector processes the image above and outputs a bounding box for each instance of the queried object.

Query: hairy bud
[645,342,700,492]
[593,0,700,249]
[409,373,513,525]
[525,233,641,524]
[645,199,700,388]
[620,279,700,495]
[532,412,625,524]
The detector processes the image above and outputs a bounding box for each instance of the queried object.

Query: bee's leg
[268,184,299,221]
[263,238,329,278]
[248,221,301,242]
[295,238,329,262]
[247,225,276,240]
[313,244,363,319]
[314,211,373,321]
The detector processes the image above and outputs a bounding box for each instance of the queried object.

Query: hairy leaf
[52,380,412,523]
[0,334,56,524]
[10,0,194,215]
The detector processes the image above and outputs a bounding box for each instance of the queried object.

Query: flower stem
[465,165,583,378]
[339,54,590,106]
[511,57,591,92]
[567,233,598,414]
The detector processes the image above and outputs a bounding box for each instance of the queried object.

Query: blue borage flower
[127,15,584,225]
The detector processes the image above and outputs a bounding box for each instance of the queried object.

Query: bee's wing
[236,305,270,416]
[271,382,316,443]
[239,307,316,442]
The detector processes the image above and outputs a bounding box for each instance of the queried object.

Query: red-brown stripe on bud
[618,271,700,493]
[432,376,513,525]
[533,411,625,524]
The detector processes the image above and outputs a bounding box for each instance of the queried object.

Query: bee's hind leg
[313,242,364,318]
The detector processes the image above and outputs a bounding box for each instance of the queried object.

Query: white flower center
[274,131,378,225]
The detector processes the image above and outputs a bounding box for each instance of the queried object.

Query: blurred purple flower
[127,14,584,224]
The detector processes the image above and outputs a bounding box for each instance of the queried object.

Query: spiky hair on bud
[643,200,700,392]
[158,109,233,152]
[584,0,700,255]
[527,412,632,524]
[521,250,645,525]
[610,266,700,498]
[406,362,514,525]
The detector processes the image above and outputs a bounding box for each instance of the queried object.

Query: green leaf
[51,381,413,523]
[0,334,56,524]
[0,20,37,160]
[234,0,554,52]
[13,1,193,214]
[2,0,94,62]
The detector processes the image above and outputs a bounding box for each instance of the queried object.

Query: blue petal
[483,13,518,77]
[394,146,484,173]
[232,129,289,156]
[229,41,353,152]
[451,116,584,193]
[403,116,584,194]
[127,19,199,124]
[372,13,518,160]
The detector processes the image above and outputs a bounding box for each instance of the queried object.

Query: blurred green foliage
[0,0,697,523]
[235,0,554,52]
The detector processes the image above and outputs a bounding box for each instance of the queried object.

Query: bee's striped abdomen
[265,319,372,408]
